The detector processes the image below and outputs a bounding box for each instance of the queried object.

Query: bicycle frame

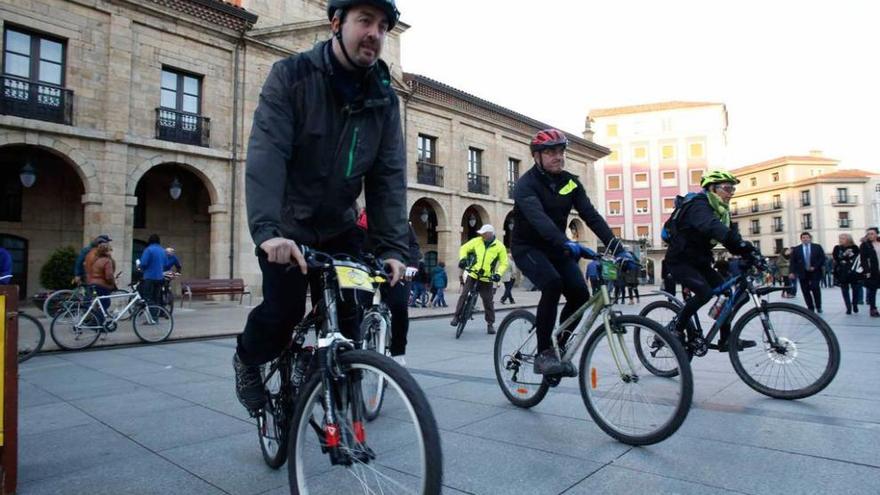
[70,290,149,328]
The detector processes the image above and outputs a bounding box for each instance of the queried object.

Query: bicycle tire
[288,350,442,495]
[636,300,689,377]
[17,313,45,363]
[728,302,840,400]
[258,355,293,468]
[493,309,550,408]
[455,290,476,339]
[50,306,101,350]
[360,311,388,421]
[162,287,175,315]
[43,289,74,319]
[132,305,174,343]
[579,315,693,446]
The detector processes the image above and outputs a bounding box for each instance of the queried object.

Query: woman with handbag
[858,227,880,317]
[832,234,860,314]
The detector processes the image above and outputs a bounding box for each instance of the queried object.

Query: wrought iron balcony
[750,226,761,235]
[467,172,489,195]
[773,223,784,232]
[416,161,443,187]
[831,195,858,205]
[155,108,210,147]
[839,219,851,228]
[0,75,73,125]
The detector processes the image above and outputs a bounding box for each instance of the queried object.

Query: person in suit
[790,232,826,313]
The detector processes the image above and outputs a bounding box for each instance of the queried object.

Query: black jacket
[859,240,880,287]
[790,242,827,280]
[511,165,616,251]
[245,41,407,262]
[664,193,752,266]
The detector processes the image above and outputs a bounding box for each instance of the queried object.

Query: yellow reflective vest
[459,236,509,282]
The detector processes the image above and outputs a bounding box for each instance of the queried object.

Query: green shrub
[39,246,78,291]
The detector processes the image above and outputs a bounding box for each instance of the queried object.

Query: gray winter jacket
[245,40,408,262]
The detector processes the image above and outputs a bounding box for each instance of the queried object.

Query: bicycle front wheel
[455,291,476,339]
[258,355,293,468]
[360,312,388,421]
[132,305,174,343]
[288,350,442,495]
[18,313,45,363]
[50,307,101,350]
[493,309,549,408]
[729,302,840,400]
[636,300,687,377]
[579,315,693,446]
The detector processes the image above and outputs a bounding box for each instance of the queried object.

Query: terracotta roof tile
[589,101,724,118]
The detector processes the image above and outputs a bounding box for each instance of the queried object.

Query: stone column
[120,194,139,287]
[81,192,104,247]
[208,204,230,279]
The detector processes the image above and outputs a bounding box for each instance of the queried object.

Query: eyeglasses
[716,184,736,194]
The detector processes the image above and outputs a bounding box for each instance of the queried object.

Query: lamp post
[169,177,182,200]
[468,213,476,228]
[19,161,36,188]
[420,208,429,225]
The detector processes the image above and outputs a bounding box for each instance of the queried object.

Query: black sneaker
[450,317,459,327]
[487,324,496,335]
[533,349,564,375]
[712,339,757,353]
[233,353,265,411]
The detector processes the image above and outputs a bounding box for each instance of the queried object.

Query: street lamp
[19,161,36,188]
[467,213,477,227]
[169,177,182,200]
[507,218,514,231]
[420,208,429,225]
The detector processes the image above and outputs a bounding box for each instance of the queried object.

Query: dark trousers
[513,245,589,353]
[798,275,822,311]
[839,282,859,311]
[500,280,515,303]
[455,276,495,325]
[627,285,640,302]
[589,277,602,295]
[236,236,365,366]
[667,262,731,340]
[662,275,676,296]
[381,280,409,356]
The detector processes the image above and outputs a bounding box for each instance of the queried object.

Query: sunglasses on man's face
[716,184,736,194]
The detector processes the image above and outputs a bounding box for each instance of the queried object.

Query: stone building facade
[0,0,608,297]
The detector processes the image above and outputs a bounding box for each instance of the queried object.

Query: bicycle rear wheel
[43,289,74,319]
[360,312,388,421]
[636,300,686,377]
[132,305,174,343]
[17,313,45,363]
[258,355,292,468]
[729,302,840,399]
[493,310,549,408]
[50,306,101,350]
[288,350,442,495]
[579,315,692,445]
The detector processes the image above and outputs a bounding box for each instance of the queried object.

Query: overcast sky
[397,0,879,172]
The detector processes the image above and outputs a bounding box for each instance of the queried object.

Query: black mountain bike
[453,266,480,339]
[253,248,442,494]
[638,256,840,400]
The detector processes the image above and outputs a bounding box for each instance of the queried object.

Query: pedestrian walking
[790,232,826,313]
[586,259,602,296]
[832,233,860,314]
[87,243,117,319]
[858,227,880,317]
[624,263,640,304]
[500,251,516,304]
[776,248,796,298]
[73,234,111,285]
[138,234,167,312]
[431,261,448,307]
[660,258,676,296]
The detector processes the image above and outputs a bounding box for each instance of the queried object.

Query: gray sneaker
[533,349,564,375]
[233,353,265,411]
[487,324,496,335]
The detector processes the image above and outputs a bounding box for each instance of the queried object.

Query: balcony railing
[731,202,786,217]
[417,161,444,187]
[467,172,489,195]
[773,223,784,232]
[801,199,811,207]
[1,75,73,125]
[507,180,516,198]
[750,226,761,235]
[772,201,783,210]
[839,219,851,228]
[831,195,858,205]
[156,108,210,147]
[750,204,760,212]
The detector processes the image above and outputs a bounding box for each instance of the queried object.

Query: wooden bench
[180,278,252,307]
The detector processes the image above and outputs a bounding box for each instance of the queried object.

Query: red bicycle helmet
[530,128,569,153]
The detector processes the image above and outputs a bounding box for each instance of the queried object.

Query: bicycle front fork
[317,339,373,466]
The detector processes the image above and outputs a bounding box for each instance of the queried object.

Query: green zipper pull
[346,126,360,177]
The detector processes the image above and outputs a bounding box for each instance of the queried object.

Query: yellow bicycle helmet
[700,170,740,189]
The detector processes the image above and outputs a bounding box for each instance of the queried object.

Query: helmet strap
[332,13,373,70]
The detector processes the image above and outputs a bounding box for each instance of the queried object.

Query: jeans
[839,282,859,311]
[432,287,446,307]
[500,280,515,303]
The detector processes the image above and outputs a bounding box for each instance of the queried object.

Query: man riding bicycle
[511,128,632,375]
[234,0,407,412]
[663,170,761,351]
[450,224,508,334]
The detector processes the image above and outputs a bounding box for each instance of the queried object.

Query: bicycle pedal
[689,337,709,357]
[545,376,562,388]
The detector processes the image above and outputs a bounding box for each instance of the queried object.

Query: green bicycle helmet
[700,170,740,189]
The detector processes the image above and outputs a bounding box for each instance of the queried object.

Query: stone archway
[460,204,491,244]
[408,198,447,264]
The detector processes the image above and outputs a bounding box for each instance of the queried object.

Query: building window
[608,146,619,162]
[633,172,649,188]
[2,27,71,125]
[636,225,650,239]
[161,68,201,114]
[689,169,704,186]
[632,146,647,161]
[750,219,760,235]
[688,142,704,158]
[773,216,783,232]
[661,144,676,160]
[802,213,812,230]
[661,170,677,186]
[468,147,482,175]
[754,240,761,253]
[607,124,618,137]
[750,177,757,187]
[836,187,849,204]
[507,158,520,197]
[772,172,780,182]
[800,190,811,206]
[774,238,784,254]
[417,134,436,163]
[0,167,23,222]
[608,200,622,216]
[157,67,208,146]
[750,198,759,212]
[663,197,675,213]
[635,199,649,214]
[772,194,782,209]
[730,201,738,215]
[611,226,623,237]
[838,211,850,228]
[606,174,621,190]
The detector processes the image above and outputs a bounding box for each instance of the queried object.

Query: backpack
[660,192,702,244]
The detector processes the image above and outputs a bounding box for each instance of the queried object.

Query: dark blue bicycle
[637,256,840,400]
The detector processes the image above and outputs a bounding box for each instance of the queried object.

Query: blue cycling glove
[563,241,582,259]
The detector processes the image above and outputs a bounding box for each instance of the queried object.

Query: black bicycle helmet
[327,0,400,30]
